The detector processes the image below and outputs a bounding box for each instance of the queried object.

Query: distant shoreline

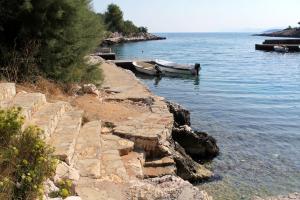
[101,32,166,46]
[253,28,300,38]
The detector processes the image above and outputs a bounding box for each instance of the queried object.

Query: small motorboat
[155,59,200,76]
[274,45,289,53]
[133,61,162,76]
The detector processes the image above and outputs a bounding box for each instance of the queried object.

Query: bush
[0,108,58,200]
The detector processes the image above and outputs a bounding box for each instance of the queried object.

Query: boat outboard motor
[194,63,201,76]
[155,64,162,76]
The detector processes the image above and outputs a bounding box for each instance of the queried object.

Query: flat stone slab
[8,92,46,120]
[75,121,101,178]
[29,101,71,139]
[75,178,127,200]
[144,156,175,167]
[100,150,129,182]
[121,152,145,179]
[101,134,134,156]
[50,110,83,164]
[143,165,176,178]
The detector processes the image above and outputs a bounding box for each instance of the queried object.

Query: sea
[111,33,300,200]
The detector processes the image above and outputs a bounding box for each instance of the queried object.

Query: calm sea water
[111,33,300,200]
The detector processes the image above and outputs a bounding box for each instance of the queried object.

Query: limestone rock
[55,162,80,182]
[129,175,212,200]
[101,134,134,156]
[172,125,219,160]
[170,139,213,181]
[122,151,145,179]
[83,84,100,97]
[101,127,111,134]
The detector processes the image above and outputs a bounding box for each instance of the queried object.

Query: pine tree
[0,0,104,83]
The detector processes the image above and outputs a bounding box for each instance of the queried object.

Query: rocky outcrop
[169,139,213,181]
[254,28,300,38]
[167,101,191,127]
[167,101,219,161]
[172,125,219,161]
[0,58,216,200]
[129,175,212,200]
[101,32,166,46]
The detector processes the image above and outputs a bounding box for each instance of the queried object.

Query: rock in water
[170,139,213,181]
[172,126,219,161]
[167,101,191,127]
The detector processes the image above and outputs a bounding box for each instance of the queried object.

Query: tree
[104,4,124,33]
[138,26,148,33]
[0,0,104,83]
[123,20,139,36]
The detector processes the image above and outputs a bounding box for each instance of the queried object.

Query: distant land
[254,27,300,38]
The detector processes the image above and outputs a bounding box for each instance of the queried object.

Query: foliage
[138,26,148,33]
[0,108,58,200]
[104,4,124,33]
[49,178,74,199]
[0,0,104,83]
[103,3,148,36]
[123,20,139,35]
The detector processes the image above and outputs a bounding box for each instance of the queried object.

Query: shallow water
[112,33,300,200]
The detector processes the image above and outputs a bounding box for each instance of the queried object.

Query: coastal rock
[167,101,191,127]
[129,175,212,200]
[172,125,219,160]
[101,32,166,46]
[170,140,213,181]
[254,28,300,38]
[82,84,100,97]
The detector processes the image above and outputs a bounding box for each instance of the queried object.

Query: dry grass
[16,77,70,102]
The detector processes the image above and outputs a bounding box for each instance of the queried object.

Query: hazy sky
[92,0,300,32]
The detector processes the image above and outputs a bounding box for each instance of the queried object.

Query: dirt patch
[72,95,149,123]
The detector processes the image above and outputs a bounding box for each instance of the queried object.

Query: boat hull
[155,60,199,75]
[156,65,194,75]
[133,62,158,75]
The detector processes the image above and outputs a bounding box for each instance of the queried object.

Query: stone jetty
[0,56,217,200]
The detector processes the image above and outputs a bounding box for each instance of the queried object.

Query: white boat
[274,45,289,53]
[133,61,162,76]
[155,59,200,76]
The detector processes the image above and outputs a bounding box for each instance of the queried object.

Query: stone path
[0,82,137,199]
[0,59,211,200]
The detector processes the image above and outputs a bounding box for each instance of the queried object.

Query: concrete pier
[263,39,300,45]
[255,39,300,52]
[255,44,300,52]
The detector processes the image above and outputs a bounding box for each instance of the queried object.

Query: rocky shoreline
[101,32,166,46]
[76,57,218,199]
[254,28,300,38]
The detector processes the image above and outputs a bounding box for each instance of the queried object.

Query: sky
[92,0,300,33]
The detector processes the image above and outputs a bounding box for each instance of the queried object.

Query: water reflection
[136,73,201,87]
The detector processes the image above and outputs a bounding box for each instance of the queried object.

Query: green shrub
[50,179,74,199]
[0,108,58,200]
